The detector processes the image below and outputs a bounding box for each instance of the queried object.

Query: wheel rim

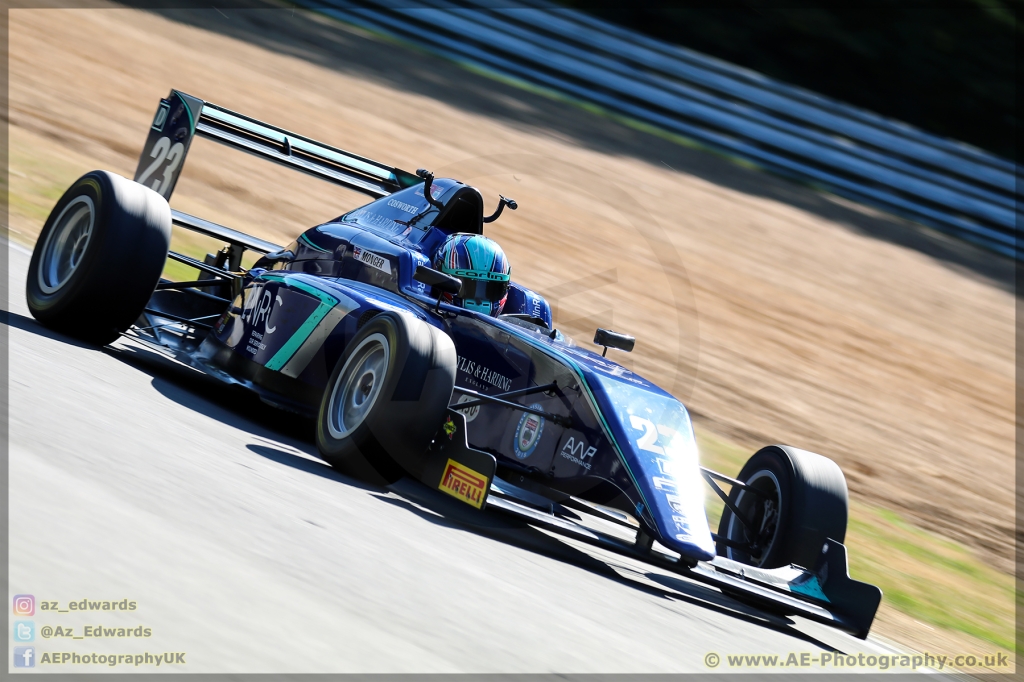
[327,333,390,439]
[725,470,782,567]
[37,196,95,295]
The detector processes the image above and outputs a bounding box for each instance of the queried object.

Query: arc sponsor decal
[352,246,392,274]
[443,416,457,440]
[439,459,487,508]
[513,404,545,459]
[559,436,597,470]
[252,274,356,376]
[240,284,285,356]
[240,283,278,329]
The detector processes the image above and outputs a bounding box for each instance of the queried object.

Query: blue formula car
[26,91,881,638]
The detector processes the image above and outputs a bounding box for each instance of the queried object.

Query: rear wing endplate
[133,90,420,208]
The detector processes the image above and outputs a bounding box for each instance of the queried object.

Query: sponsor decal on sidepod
[455,393,481,423]
[352,246,392,274]
[439,459,487,508]
[560,436,596,470]
[513,404,544,459]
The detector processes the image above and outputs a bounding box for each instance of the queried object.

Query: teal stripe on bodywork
[201,107,398,183]
[299,233,331,253]
[261,274,339,371]
[789,575,830,602]
[175,91,196,134]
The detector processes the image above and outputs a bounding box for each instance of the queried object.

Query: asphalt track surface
[7,240,933,674]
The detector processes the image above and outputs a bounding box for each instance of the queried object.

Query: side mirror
[594,328,635,357]
[416,168,444,209]
[483,194,518,223]
[414,265,462,297]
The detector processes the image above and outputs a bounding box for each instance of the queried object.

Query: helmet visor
[457,277,509,304]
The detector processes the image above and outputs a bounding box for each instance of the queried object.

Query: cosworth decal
[386,198,419,214]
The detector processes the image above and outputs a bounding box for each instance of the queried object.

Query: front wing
[485,481,881,639]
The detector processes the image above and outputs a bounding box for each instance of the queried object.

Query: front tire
[26,170,171,344]
[316,312,457,485]
[717,445,848,569]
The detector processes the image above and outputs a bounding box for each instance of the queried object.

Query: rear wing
[133,90,420,256]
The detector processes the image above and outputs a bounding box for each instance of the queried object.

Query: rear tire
[26,170,171,345]
[316,312,456,485]
[717,445,848,569]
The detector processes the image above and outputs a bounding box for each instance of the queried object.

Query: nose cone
[586,372,716,562]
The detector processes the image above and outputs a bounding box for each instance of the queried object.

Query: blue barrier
[295,0,1020,259]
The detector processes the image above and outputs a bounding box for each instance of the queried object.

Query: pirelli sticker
[439,459,487,509]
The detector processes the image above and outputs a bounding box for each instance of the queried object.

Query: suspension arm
[451,385,571,428]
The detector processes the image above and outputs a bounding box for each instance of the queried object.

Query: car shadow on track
[245,443,373,488]
[105,338,843,653]
[106,341,313,436]
[2,310,103,350]
[378,478,844,654]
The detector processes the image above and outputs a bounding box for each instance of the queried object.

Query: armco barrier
[295,0,1020,259]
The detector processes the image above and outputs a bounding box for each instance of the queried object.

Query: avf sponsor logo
[560,436,596,470]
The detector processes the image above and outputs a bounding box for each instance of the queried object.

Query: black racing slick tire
[716,445,848,569]
[26,170,172,345]
[316,312,457,485]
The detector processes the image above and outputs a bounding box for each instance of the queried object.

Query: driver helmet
[433,233,511,316]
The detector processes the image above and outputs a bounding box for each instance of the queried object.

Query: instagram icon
[12,595,34,616]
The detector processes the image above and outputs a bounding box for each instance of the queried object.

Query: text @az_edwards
[41,624,152,638]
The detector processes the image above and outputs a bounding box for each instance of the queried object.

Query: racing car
[26,90,881,638]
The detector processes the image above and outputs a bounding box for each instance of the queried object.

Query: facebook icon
[14,646,34,668]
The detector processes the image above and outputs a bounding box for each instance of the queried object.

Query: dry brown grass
[8,0,1014,619]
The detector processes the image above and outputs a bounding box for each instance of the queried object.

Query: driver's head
[433,233,511,316]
